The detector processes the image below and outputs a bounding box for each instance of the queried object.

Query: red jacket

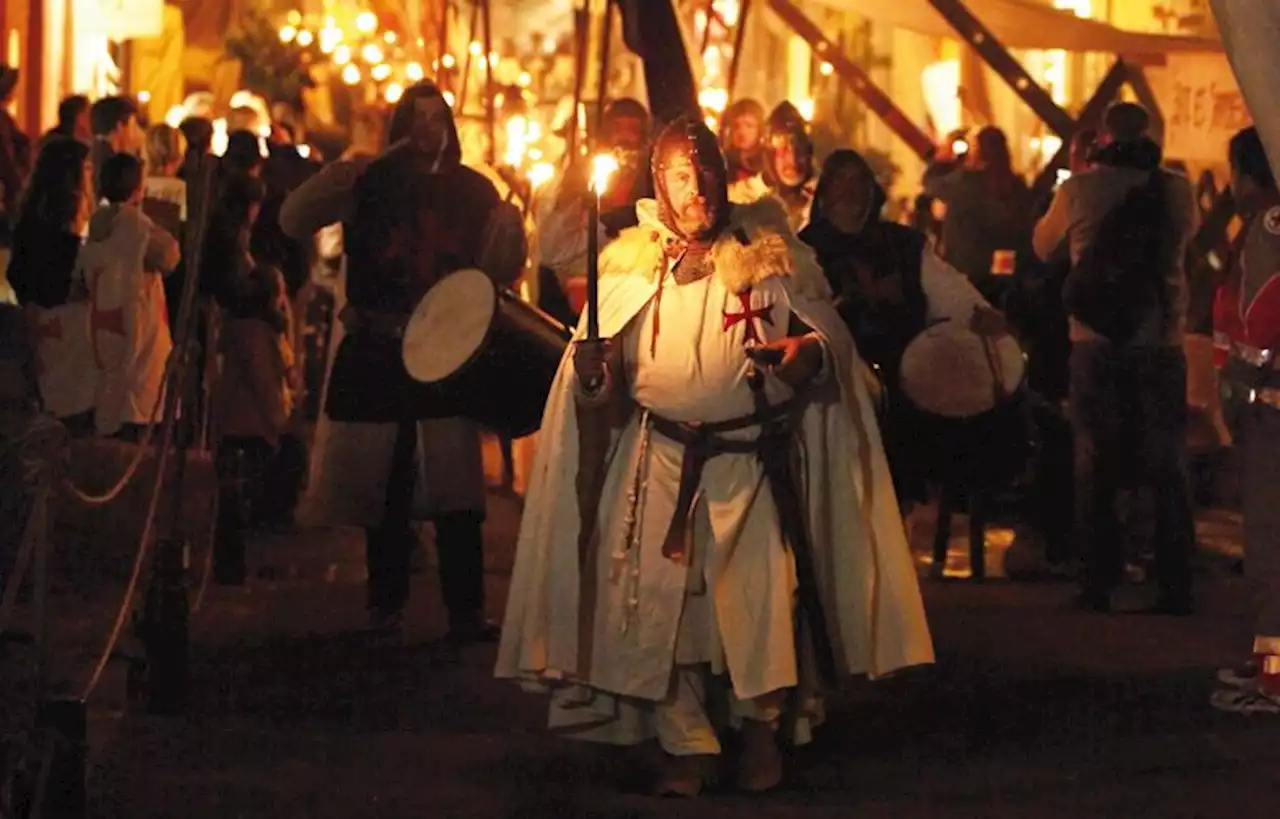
[1214,207,1280,368]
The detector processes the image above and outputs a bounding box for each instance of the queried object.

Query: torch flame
[590,153,619,195]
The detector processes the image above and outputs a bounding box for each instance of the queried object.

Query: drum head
[898,322,1025,418]
[402,268,496,383]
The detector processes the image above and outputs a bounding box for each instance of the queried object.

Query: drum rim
[402,268,500,384]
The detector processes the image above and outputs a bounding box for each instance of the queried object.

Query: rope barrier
[74,155,218,702]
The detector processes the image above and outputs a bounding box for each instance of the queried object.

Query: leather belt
[647,397,802,563]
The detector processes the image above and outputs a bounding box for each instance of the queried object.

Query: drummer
[799,149,1006,509]
[279,82,526,638]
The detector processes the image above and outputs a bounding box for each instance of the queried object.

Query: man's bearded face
[661,155,715,236]
[729,115,761,152]
[769,138,805,187]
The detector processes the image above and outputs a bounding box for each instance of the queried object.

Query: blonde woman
[142,123,187,243]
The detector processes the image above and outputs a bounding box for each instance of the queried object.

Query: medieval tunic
[496,198,934,749]
[281,148,525,526]
[76,204,181,435]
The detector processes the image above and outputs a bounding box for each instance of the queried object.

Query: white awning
[780,0,1222,55]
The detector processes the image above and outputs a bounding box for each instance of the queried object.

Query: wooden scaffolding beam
[768,0,934,160]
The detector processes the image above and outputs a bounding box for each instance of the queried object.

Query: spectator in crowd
[42,95,92,149]
[89,96,144,197]
[78,153,181,439]
[7,137,97,430]
[213,263,299,584]
[0,65,32,243]
[143,124,190,328]
[177,116,214,183]
[142,124,188,239]
[923,125,1032,306]
[203,174,267,306]
[1033,101,1199,615]
[222,130,265,180]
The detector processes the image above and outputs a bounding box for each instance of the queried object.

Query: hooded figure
[280,82,526,636]
[719,98,766,184]
[800,149,1003,506]
[496,119,933,797]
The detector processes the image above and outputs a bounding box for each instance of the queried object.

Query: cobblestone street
[74,488,1280,819]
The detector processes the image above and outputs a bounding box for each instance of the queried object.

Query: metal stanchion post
[139,536,190,715]
[34,698,87,819]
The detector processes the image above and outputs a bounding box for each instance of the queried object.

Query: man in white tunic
[496,119,933,796]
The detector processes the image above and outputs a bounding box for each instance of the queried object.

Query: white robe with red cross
[496,197,934,746]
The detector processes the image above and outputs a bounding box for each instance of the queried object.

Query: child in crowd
[77,152,180,439]
[212,263,301,583]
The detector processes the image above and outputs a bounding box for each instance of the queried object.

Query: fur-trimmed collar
[598,197,831,299]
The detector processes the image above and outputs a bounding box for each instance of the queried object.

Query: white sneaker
[1210,686,1280,714]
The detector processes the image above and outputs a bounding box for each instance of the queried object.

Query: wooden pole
[568,3,589,159]
[923,0,1074,137]
[483,0,495,166]
[437,0,450,85]
[595,0,614,134]
[458,0,480,114]
[698,0,717,57]
[1028,59,1128,204]
[768,0,933,159]
[727,0,753,100]
[25,0,45,133]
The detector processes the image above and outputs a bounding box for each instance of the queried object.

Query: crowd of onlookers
[1,87,325,583]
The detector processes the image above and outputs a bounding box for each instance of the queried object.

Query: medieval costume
[1211,127,1280,713]
[280,83,526,636]
[799,149,996,507]
[719,98,766,184]
[496,120,933,796]
[77,193,181,438]
[728,102,816,233]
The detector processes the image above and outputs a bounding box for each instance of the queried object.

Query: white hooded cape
[495,197,933,741]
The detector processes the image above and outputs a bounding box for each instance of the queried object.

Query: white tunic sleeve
[919,250,990,324]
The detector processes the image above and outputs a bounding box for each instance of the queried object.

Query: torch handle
[586,192,600,340]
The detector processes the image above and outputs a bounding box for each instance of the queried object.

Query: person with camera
[1033,102,1200,615]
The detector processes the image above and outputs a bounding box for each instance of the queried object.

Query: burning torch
[585,152,619,340]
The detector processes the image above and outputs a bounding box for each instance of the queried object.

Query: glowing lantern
[362,44,384,64]
[406,62,425,82]
[342,64,362,85]
[356,12,378,34]
[385,83,405,104]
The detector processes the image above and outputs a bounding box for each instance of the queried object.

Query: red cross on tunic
[31,315,63,378]
[722,289,774,345]
[87,266,127,369]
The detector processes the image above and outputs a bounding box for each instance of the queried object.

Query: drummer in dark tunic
[280,82,526,637]
[798,149,1006,510]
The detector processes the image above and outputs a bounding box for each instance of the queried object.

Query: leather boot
[654,753,715,798]
[737,718,783,792]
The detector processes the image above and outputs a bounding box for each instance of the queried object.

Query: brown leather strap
[649,402,801,563]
